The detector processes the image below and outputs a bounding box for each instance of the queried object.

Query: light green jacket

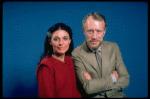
[71,41,130,98]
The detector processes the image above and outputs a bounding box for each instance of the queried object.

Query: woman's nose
[59,39,64,45]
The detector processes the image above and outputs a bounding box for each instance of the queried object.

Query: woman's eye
[53,38,59,41]
[63,37,69,40]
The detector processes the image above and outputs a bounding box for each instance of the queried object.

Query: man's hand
[83,72,91,80]
[84,71,118,81]
[112,71,119,80]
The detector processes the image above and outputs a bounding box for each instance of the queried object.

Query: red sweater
[36,55,81,98]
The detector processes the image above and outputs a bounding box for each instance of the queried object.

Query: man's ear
[82,27,86,35]
[103,27,106,37]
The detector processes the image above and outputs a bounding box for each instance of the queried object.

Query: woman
[36,23,81,98]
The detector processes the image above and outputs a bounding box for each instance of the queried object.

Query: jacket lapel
[81,41,101,77]
[101,41,110,76]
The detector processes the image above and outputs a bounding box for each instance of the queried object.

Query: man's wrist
[111,74,116,84]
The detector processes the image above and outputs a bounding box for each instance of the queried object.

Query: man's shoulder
[72,41,118,55]
[102,41,117,46]
[72,44,82,55]
[102,41,118,48]
[102,41,120,53]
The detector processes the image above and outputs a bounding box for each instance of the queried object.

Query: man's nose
[91,32,97,39]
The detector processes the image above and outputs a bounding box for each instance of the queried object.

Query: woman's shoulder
[39,56,53,66]
[37,56,53,74]
[36,56,54,80]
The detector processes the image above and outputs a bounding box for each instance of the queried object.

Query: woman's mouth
[57,47,65,50]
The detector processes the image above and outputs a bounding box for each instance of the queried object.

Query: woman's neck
[52,53,65,62]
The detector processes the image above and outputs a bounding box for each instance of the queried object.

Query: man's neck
[86,42,101,52]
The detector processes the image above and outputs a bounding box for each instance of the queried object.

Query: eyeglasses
[86,29,105,35]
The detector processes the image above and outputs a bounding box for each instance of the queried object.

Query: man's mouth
[90,40,99,44]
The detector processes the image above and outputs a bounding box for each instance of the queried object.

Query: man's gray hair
[82,12,107,28]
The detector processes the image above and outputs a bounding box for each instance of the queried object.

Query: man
[71,12,130,98]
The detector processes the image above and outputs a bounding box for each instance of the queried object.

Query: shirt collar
[98,45,101,52]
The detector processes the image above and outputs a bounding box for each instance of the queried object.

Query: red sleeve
[37,65,55,98]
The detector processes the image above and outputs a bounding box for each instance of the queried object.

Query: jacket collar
[80,41,110,77]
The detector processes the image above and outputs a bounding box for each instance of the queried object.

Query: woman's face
[50,30,71,55]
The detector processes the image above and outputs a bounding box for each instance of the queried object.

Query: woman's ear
[69,39,71,44]
[49,39,52,45]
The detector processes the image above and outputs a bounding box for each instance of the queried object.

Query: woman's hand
[83,72,91,80]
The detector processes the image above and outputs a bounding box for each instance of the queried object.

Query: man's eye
[97,30,101,33]
[97,30,104,34]
[87,30,93,34]
[87,30,92,32]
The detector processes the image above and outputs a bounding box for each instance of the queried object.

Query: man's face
[83,16,106,50]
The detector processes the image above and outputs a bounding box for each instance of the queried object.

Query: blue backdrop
[3,1,148,98]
